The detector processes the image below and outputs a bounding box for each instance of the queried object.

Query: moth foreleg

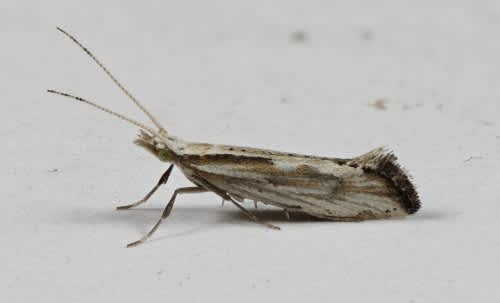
[116,164,174,210]
[126,186,207,247]
[229,198,280,230]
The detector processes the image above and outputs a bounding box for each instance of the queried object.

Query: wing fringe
[348,147,421,214]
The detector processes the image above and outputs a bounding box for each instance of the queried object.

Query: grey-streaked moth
[48,28,421,247]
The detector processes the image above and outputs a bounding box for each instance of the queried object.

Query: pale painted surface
[2,1,500,302]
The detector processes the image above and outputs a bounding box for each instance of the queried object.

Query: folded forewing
[181,154,406,219]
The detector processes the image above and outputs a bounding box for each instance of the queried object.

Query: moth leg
[116,164,174,210]
[229,198,280,230]
[187,176,280,230]
[126,186,207,248]
[284,209,291,220]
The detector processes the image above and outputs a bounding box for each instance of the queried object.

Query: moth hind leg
[229,198,280,230]
[284,209,291,220]
[116,164,174,210]
[190,176,280,230]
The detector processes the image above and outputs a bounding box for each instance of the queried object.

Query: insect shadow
[66,203,446,232]
[64,203,325,234]
[227,208,451,223]
[62,203,448,246]
[404,209,452,220]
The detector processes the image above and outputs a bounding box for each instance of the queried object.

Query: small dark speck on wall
[370,99,387,110]
[290,30,308,43]
[360,28,375,41]
[464,156,483,163]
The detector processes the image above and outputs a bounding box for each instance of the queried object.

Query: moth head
[135,130,174,162]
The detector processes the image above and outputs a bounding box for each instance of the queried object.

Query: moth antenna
[55,27,168,134]
[47,89,162,139]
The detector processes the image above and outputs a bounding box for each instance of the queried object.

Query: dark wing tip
[350,147,421,214]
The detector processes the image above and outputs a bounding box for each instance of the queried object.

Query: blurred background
[2,1,499,302]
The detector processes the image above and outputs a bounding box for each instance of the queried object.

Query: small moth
[48,28,421,247]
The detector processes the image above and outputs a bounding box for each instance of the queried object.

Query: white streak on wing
[271,159,300,171]
[271,158,354,176]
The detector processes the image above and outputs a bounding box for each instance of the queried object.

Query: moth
[48,28,421,247]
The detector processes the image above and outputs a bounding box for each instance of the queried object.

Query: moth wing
[184,155,407,220]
